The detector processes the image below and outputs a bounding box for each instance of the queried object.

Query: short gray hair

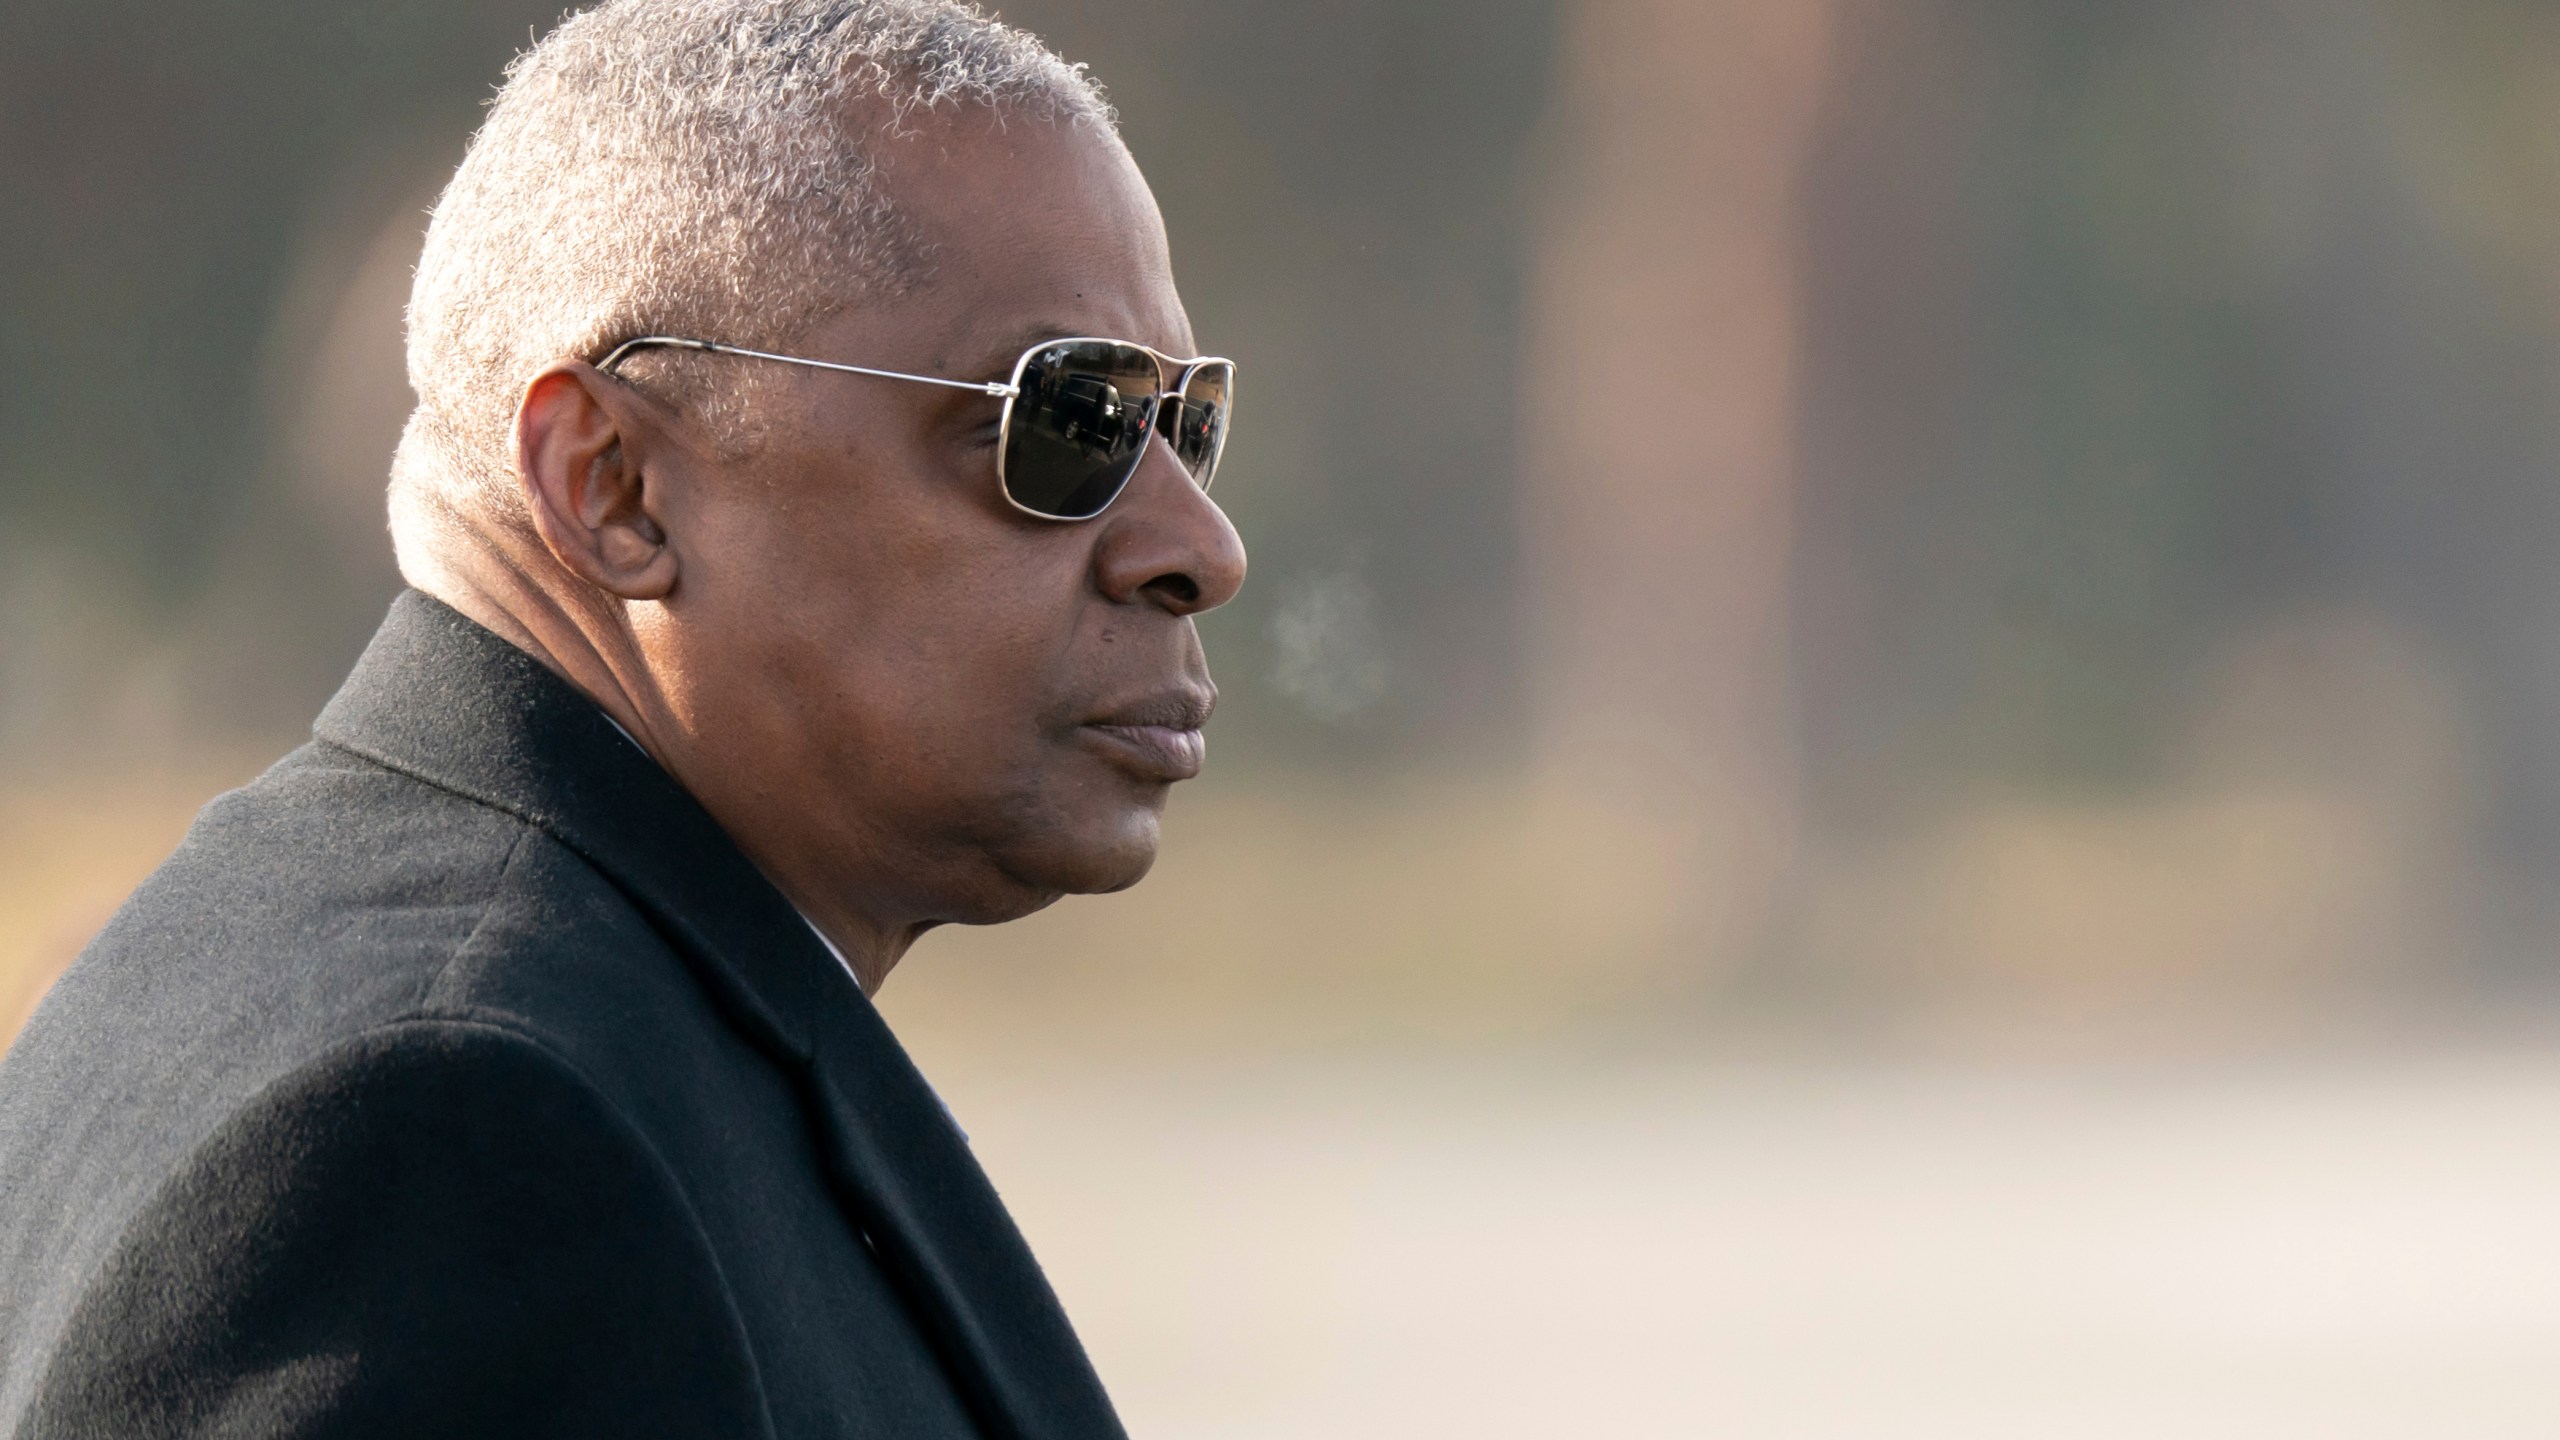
[390,0,1112,554]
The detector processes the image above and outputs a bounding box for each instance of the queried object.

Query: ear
[513,361,680,601]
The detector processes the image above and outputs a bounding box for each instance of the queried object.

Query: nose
[1090,438,1247,615]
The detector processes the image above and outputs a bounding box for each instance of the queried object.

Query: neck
[405,526,653,743]
[403,528,914,994]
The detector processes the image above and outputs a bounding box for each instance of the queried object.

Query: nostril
[1146,573,1202,607]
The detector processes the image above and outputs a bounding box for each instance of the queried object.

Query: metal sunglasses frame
[595,333,1235,522]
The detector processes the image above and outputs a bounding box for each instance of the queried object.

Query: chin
[984,807,1164,907]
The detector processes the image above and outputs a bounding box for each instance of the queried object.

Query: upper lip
[1086,686,1216,730]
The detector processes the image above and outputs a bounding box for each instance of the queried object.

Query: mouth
[1081,688,1215,783]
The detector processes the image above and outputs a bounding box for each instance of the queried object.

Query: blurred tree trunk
[1521,0,1840,969]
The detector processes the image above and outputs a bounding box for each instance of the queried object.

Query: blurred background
[8,0,2560,1432]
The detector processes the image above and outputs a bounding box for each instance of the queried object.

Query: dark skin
[408,108,1247,994]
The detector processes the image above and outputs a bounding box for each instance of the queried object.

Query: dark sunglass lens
[1004,341,1163,519]
[1167,363,1232,488]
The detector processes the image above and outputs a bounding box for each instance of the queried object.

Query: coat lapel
[313,591,1126,1440]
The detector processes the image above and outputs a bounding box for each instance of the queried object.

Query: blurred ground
[903,1029,2560,1439]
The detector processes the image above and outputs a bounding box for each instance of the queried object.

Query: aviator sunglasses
[596,333,1234,522]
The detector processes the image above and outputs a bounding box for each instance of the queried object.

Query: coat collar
[314,590,1126,1440]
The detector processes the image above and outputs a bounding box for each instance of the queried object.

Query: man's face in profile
[631,111,1247,935]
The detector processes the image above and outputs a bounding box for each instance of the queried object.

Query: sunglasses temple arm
[596,336,1020,398]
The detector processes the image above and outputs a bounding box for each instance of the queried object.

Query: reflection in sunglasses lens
[1004,341,1161,519]
[1168,362,1231,488]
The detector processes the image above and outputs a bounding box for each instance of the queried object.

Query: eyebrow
[963,321,1086,380]
[962,321,1204,381]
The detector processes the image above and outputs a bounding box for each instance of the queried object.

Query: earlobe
[515,363,682,602]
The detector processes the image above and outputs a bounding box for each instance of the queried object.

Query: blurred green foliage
[1795,1,2560,870]
[10,0,2560,915]
[0,0,1559,769]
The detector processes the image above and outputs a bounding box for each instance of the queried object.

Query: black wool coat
[0,591,1128,1440]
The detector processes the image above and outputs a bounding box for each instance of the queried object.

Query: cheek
[819,536,1094,782]
[885,563,1082,740]
[678,433,1097,789]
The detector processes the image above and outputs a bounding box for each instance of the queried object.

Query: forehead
[859,110,1191,369]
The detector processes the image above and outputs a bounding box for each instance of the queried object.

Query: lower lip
[1083,724,1207,781]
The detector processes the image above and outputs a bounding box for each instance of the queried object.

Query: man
[0,1,1244,1435]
